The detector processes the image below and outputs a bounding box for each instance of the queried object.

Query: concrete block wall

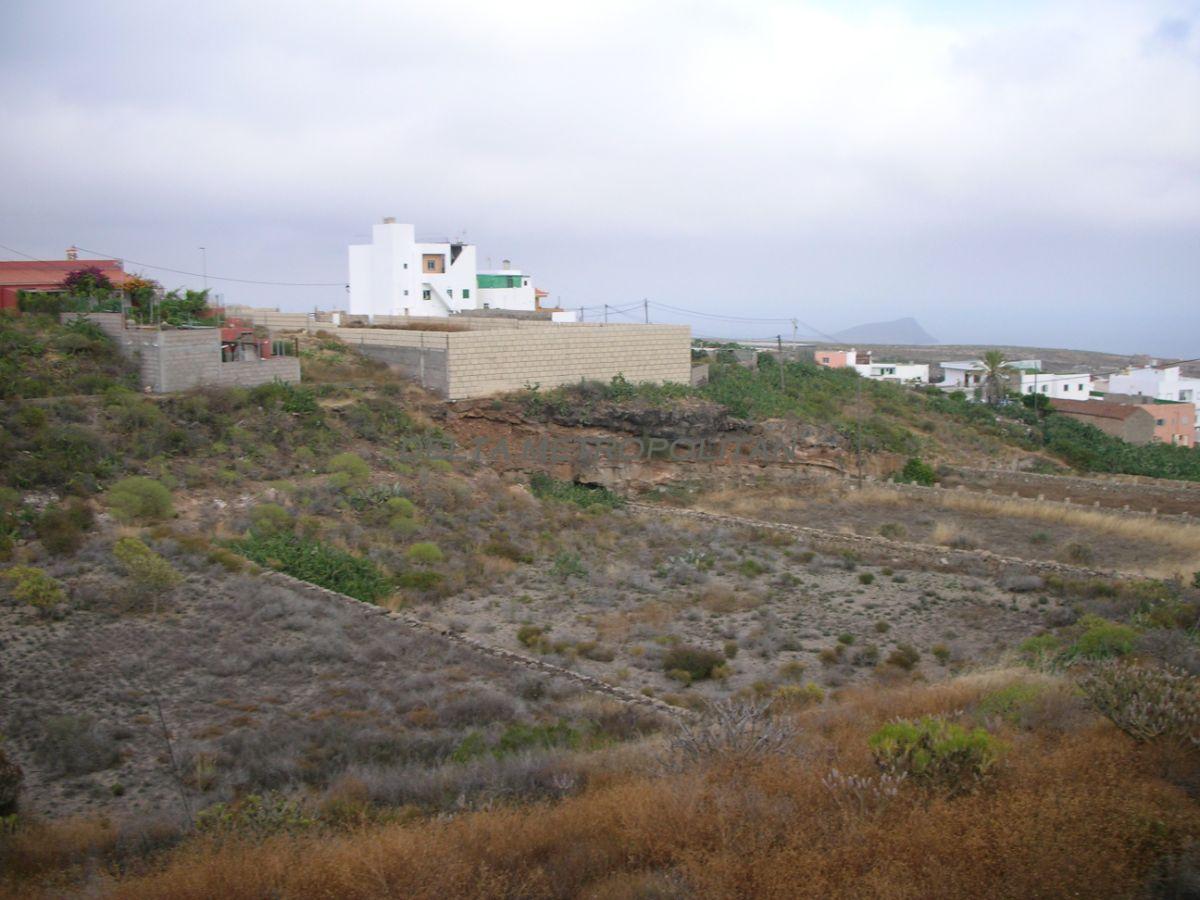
[445,324,692,401]
[323,322,690,400]
[66,313,300,393]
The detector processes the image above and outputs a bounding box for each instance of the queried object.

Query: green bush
[1070,615,1138,661]
[35,499,93,555]
[516,624,546,648]
[662,645,725,682]
[551,551,587,581]
[405,542,444,565]
[886,643,921,671]
[530,473,623,510]
[772,683,825,711]
[113,537,182,598]
[482,539,533,564]
[384,496,416,520]
[195,792,315,840]
[231,533,392,603]
[395,570,443,591]
[326,452,370,487]
[894,457,936,486]
[1,566,65,610]
[976,682,1048,725]
[249,503,292,538]
[1019,633,1062,663]
[105,476,174,523]
[869,716,1004,794]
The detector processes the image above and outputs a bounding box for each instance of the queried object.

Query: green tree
[980,350,1015,407]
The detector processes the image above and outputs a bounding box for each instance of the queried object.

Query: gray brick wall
[64,313,300,393]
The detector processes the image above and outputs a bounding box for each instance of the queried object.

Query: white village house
[1105,364,1200,404]
[349,218,565,320]
[939,359,1091,399]
[854,361,929,384]
[809,348,928,383]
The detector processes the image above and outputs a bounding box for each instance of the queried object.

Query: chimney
[501,259,511,270]
[66,245,79,261]
[382,216,396,224]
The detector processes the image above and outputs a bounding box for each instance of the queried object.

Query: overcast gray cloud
[1,0,1197,355]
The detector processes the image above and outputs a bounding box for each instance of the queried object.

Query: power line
[0,242,45,261]
[71,245,345,287]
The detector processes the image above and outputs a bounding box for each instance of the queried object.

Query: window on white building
[462,289,470,299]
[447,289,453,298]
[1041,385,1048,393]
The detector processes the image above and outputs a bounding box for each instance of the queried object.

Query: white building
[348,218,541,318]
[939,359,1089,398]
[940,359,1041,389]
[854,362,929,383]
[1107,365,1200,404]
[1013,370,1092,399]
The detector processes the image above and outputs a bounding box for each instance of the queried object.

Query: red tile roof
[1050,398,1146,421]
[0,259,127,286]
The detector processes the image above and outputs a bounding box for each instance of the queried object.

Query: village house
[1098,395,1196,448]
[1049,398,1157,444]
[0,249,128,312]
[348,218,567,320]
[1106,364,1200,405]
[810,348,928,383]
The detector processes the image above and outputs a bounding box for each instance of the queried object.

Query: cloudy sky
[2,0,1197,355]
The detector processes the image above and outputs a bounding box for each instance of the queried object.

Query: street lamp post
[199,246,207,292]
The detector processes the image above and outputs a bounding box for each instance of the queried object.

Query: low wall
[634,503,1131,582]
[259,569,690,720]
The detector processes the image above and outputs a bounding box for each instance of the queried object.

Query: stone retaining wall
[858,478,1196,522]
[631,503,1126,582]
[946,465,1200,496]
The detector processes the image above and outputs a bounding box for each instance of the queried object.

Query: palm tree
[980,350,1015,406]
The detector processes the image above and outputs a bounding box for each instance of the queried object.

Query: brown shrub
[73,676,1200,900]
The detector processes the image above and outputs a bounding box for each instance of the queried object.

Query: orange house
[814,349,864,368]
[1140,402,1195,447]
[0,256,128,312]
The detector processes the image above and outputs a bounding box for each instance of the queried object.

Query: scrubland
[10,670,1200,899]
[682,475,1200,578]
[2,319,1199,897]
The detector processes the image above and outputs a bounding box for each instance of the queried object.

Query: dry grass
[11,672,1197,899]
[593,602,677,643]
[849,485,1200,555]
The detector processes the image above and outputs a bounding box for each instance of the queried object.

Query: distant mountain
[832,317,938,345]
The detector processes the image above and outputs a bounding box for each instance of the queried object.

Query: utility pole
[199,246,207,293]
[643,298,649,324]
[777,334,785,391]
[792,318,798,344]
[855,374,864,487]
[604,304,609,324]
